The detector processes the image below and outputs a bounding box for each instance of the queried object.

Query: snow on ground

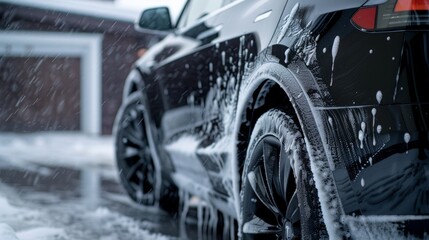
[0,132,174,240]
[0,191,171,240]
[0,132,114,169]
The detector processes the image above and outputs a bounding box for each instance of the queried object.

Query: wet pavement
[0,158,235,240]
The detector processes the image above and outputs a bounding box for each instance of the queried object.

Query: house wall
[0,3,160,134]
[0,56,81,132]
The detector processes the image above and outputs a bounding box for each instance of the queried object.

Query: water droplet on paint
[376,91,383,104]
[328,116,333,126]
[404,132,410,143]
[377,125,382,133]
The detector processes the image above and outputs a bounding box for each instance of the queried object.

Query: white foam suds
[345,215,429,239]
[221,51,226,66]
[377,125,382,134]
[330,36,340,86]
[404,132,411,154]
[404,132,410,143]
[376,91,383,104]
[359,130,364,149]
[372,108,377,146]
[277,3,300,43]
[284,48,291,64]
[361,122,366,133]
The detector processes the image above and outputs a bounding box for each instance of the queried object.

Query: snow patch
[0,224,19,240]
[0,132,114,169]
[17,227,66,240]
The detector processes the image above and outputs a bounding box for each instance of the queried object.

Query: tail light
[352,0,429,31]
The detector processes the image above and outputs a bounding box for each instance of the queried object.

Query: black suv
[114,0,429,238]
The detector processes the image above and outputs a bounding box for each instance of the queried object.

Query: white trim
[0,31,103,135]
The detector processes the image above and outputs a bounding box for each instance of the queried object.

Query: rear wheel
[240,109,324,239]
[114,92,178,213]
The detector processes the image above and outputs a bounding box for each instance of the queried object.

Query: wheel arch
[232,61,345,238]
[234,61,316,191]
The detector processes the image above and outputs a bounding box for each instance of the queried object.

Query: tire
[240,109,324,239]
[114,91,179,213]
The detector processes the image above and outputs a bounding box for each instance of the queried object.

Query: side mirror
[135,7,173,32]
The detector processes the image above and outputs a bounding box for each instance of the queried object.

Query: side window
[177,0,226,29]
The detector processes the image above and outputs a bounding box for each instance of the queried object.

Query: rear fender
[232,55,345,238]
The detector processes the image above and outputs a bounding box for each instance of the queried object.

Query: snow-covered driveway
[0,133,179,240]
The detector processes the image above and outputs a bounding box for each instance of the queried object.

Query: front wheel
[240,109,324,239]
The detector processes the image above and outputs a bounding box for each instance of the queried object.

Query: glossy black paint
[118,0,429,236]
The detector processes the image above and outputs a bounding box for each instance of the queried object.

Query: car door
[148,0,234,141]
[144,0,286,198]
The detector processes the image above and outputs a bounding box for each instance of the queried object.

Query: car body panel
[120,0,429,236]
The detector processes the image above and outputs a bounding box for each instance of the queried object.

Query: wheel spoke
[242,215,281,234]
[126,160,143,180]
[286,191,300,224]
[279,148,291,201]
[124,153,140,165]
[122,125,144,148]
[248,166,280,215]
[263,140,285,214]
[143,146,152,159]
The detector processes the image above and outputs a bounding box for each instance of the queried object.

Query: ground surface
[0,132,232,240]
[1,133,424,240]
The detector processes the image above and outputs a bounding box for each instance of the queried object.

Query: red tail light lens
[351,6,377,31]
[351,0,429,32]
[395,0,429,12]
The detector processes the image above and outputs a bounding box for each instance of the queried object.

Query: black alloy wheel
[241,109,322,239]
[115,92,157,205]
